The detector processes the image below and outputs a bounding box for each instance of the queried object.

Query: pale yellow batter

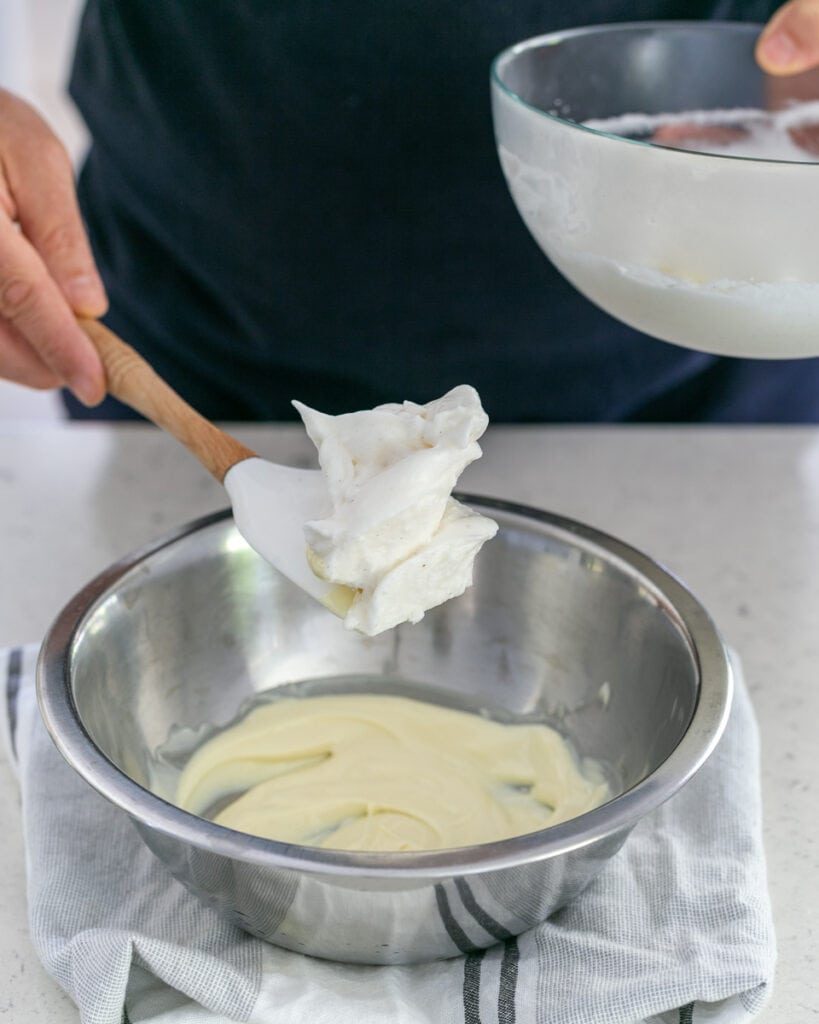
[176,694,608,853]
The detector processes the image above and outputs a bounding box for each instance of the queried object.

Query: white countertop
[0,423,816,1021]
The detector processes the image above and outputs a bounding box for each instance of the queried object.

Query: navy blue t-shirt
[68,0,817,423]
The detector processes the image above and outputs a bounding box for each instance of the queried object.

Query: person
[0,1,816,423]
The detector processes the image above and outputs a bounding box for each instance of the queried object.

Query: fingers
[0,213,106,405]
[757,0,819,75]
[789,121,819,152]
[651,124,748,149]
[0,93,107,318]
[0,320,61,390]
[0,90,107,404]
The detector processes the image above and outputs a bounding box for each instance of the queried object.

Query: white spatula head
[223,458,354,615]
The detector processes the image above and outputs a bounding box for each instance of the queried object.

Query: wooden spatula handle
[78,317,256,482]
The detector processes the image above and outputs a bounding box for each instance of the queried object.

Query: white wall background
[0,0,87,420]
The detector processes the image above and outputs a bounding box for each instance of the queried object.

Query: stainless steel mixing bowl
[37,499,732,964]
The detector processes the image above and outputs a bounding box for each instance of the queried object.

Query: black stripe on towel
[455,877,515,942]
[498,938,519,1024]
[679,1004,695,1024]
[5,647,22,760]
[463,948,486,1024]
[435,884,482,954]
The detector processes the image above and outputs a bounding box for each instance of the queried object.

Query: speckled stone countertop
[0,424,815,1021]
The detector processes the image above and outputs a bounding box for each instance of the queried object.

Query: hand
[757,1,819,76]
[0,89,106,405]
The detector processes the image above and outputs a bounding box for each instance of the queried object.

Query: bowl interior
[495,22,768,125]
[68,503,699,841]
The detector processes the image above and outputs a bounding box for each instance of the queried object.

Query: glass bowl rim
[491,20,819,167]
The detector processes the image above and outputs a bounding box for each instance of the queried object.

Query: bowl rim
[490,20,819,168]
[37,499,733,879]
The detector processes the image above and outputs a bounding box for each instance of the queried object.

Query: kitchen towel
[1,644,775,1024]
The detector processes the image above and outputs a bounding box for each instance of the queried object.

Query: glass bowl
[491,22,819,358]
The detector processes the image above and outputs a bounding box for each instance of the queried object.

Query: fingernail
[70,372,104,407]
[66,273,107,316]
[759,29,799,68]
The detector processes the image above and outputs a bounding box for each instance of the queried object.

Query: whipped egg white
[293,385,498,636]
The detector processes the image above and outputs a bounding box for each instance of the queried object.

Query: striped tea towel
[1,644,775,1024]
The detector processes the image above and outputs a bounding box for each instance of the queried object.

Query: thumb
[757,0,819,75]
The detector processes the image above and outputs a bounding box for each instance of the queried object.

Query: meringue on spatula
[77,319,496,636]
[289,385,497,635]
